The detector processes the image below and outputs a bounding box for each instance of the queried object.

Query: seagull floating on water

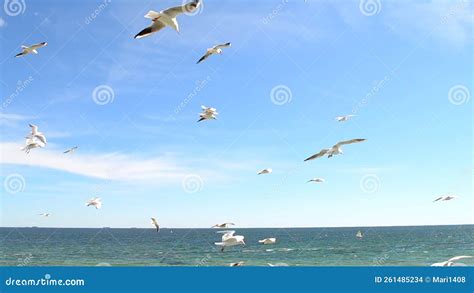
[134,0,201,39]
[258,168,272,175]
[229,261,244,267]
[258,238,277,245]
[197,43,231,64]
[15,42,47,57]
[63,146,78,154]
[86,197,102,209]
[431,256,473,267]
[433,195,459,202]
[151,217,160,232]
[304,139,367,161]
[336,115,355,122]
[307,178,325,183]
[214,230,245,252]
[212,223,235,228]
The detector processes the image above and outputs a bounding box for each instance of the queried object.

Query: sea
[1,225,472,266]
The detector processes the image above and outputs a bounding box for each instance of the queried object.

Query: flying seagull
[229,261,244,267]
[26,124,47,145]
[197,42,231,64]
[212,223,235,228]
[258,168,272,175]
[15,42,47,57]
[151,217,160,232]
[134,0,201,39]
[304,139,367,161]
[307,178,325,183]
[39,213,51,217]
[433,195,459,202]
[214,230,245,252]
[431,256,473,267]
[336,115,355,122]
[63,146,78,154]
[86,197,102,209]
[21,137,45,154]
[258,238,277,245]
[198,106,218,122]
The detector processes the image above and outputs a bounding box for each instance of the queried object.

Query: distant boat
[356,230,363,238]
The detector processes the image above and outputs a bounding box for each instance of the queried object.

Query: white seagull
[197,42,232,64]
[212,222,235,228]
[151,217,160,232]
[268,263,289,267]
[433,195,459,202]
[26,124,47,145]
[214,230,245,252]
[258,238,277,245]
[39,213,51,217]
[307,178,325,183]
[134,0,201,39]
[21,137,45,154]
[304,139,367,161]
[15,42,47,57]
[336,115,355,122]
[431,256,473,267]
[63,146,78,154]
[86,197,102,209]
[257,168,272,175]
[198,106,218,122]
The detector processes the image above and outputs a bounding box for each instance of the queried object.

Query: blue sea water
[0,225,472,266]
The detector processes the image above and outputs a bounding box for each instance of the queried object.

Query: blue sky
[0,0,472,228]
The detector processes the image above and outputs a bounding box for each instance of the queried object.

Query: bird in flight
[197,42,232,64]
[86,197,102,209]
[433,194,459,202]
[63,146,78,154]
[258,168,272,175]
[151,217,160,232]
[335,115,355,122]
[304,139,367,161]
[134,0,201,39]
[15,42,47,57]
[212,222,235,228]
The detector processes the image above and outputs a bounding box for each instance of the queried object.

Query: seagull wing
[34,134,47,145]
[214,42,231,49]
[163,0,200,18]
[134,21,166,39]
[433,196,444,202]
[29,124,38,134]
[30,42,47,50]
[304,149,329,161]
[334,138,366,147]
[197,51,212,64]
[448,256,474,262]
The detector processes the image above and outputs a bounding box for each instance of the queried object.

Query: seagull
[212,223,235,228]
[151,217,160,232]
[336,115,355,122]
[267,263,289,267]
[86,197,102,209]
[431,256,473,267]
[197,106,218,122]
[258,238,276,245]
[433,195,459,202]
[307,178,325,183]
[63,146,78,154]
[197,43,231,64]
[15,42,47,57]
[21,137,45,154]
[26,124,47,145]
[229,261,244,267]
[214,230,245,252]
[304,139,367,161]
[134,0,201,39]
[39,213,51,217]
[257,168,272,175]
